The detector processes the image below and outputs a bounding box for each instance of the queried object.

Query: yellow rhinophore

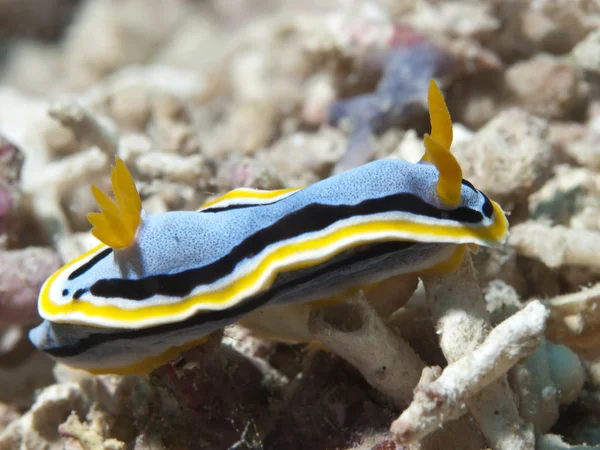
[422,80,463,207]
[87,157,142,249]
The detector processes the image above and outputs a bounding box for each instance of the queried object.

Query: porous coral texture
[1,0,600,449]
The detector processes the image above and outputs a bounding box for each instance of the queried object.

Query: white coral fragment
[307,292,487,450]
[452,108,553,206]
[418,253,537,450]
[391,300,549,445]
[509,221,600,271]
[572,29,600,73]
[308,293,424,409]
[48,101,118,156]
[546,282,600,355]
[537,434,600,450]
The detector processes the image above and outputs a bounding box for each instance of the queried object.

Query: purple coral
[329,27,454,173]
[0,248,62,325]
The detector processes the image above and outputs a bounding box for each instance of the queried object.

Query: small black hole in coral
[322,303,363,332]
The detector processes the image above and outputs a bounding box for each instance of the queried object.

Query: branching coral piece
[31,147,109,259]
[48,102,118,156]
[58,409,126,450]
[307,292,487,450]
[0,90,111,255]
[240,274,418,343]
[545,282,600,363]
[509,221,600,271]
[417,252,536,450]
[308,293,424,409]
[390,300,549,444]
[547,283,600,328]
[537,434,600,450]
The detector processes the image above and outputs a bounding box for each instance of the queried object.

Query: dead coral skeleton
[2,2,600,448]
[48,101,118,156]
[297,251,579,449]
[509,221,600,272]
[390,300,548,445]
[0,66,211,261]
[306,291,488,450]
[308,293,424,409]
[406,253,537,450]
[545,282,600,358]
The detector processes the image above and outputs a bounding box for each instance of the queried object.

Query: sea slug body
[29,80,509,375]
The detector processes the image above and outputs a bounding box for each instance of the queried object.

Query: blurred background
[1,1,600,449]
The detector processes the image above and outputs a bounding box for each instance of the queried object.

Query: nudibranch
[29,80,509,375]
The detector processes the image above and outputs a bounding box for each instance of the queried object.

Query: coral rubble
[1,0,600,449]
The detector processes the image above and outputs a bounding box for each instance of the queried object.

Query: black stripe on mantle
[44,239,419,358]
[88,192,482,301]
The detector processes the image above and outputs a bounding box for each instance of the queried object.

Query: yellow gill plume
[422,79,463,207]
[87,157,142,249]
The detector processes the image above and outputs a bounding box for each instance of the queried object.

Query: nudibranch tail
[87,157,142,249]
[422,79,463,208]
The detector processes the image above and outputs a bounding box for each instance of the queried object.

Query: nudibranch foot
[31,241,458,374]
